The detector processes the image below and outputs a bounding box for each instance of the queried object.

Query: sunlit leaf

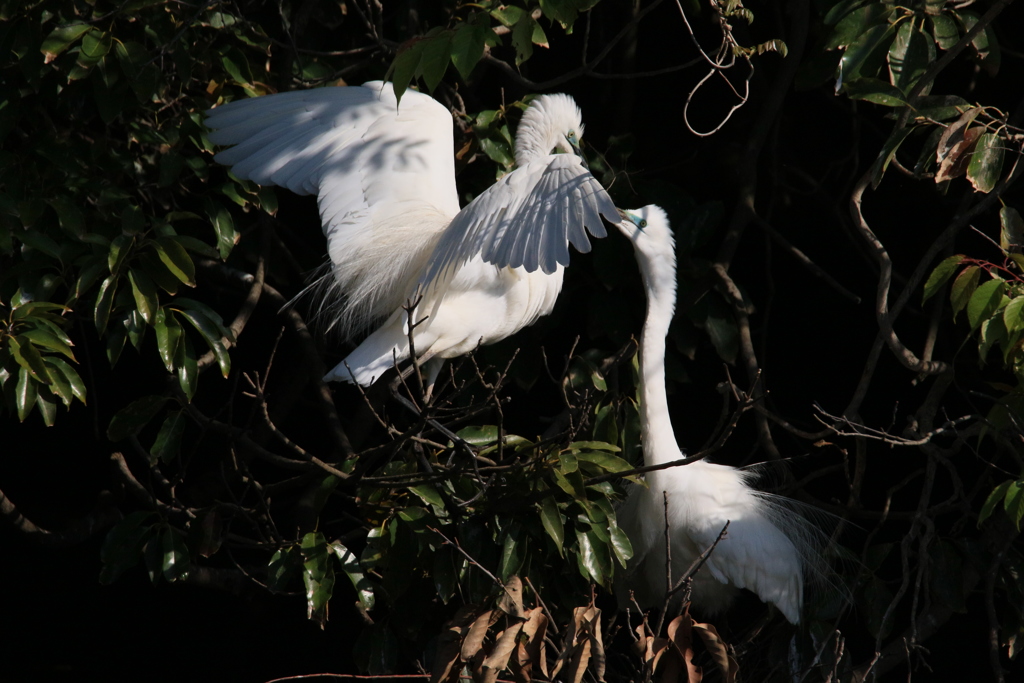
[922,254,966,303]
[966,132,1005,193]
[41,24,92,63]
[966,278,1004,330]
[949,265,980,318]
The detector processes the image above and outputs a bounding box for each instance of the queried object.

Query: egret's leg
[421,356,446,401]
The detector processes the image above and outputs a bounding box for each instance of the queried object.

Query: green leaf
[42,359,73,407]
[15,367,37,422]
[139,251,182,295]
[576,526,604,585]
[268,546,301,592]
[456,424,499,446]
[161,528,190,582]
[498,525,525,580]
[151,410,186,463]
[302,531,335,627]
[967,132,1005,193]
[418,30,452,92]
[1003,297,1024,335]
[128,268,159,324]
[450,16,488,80]
[539,497,565,553]
[94,275,117,334]
[823,0,868,26]
[609,523,633,567]
[330,542,375,611]
[177,336,198,400]
[888,20,933,94]
[1005,481,1024,530]
[843,78,908,107]
[41,24,92,63]
[173,305,230,378]
[1000,207,1024,252]
[979,315,1007,363]
[838,22,897,88]
[49,196,86,238]
[408,484,445,509]
[922,254,966,303]
[47,357,86,404]
[120,204,145,235]
[152,237,196,286]
[387,40,423,104]
[115,41,158,103]
[35,388,57,426]
[871,124,915,188]
[827,3,893,50]
[511,15,538,65]
[203,199,237,259]
[910,95,973,122]
[99,511,156,584]
[559,450,578,474]
[929,14,959,50]
[950,265,980,318]
[576,450,634,475]
[20,326,75,362]
[154,308,184,372]
[10,335,51,383]
[966,278,1004,330]
[107,395,169,441]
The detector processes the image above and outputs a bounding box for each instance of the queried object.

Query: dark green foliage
[4,0,1024,681]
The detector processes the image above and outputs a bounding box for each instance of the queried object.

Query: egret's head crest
[514,93,585,166]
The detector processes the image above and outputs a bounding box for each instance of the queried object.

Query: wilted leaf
[692,621,738,682]
[461,609,495,661]
[497,575,525,620]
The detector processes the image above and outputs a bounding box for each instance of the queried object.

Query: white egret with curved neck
[614,205,810,624]
[205,82,617,387]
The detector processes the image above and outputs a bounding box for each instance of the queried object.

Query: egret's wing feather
[422,154,617,290]
[206,82,461,335]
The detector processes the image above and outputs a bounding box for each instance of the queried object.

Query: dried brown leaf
[431,605,487,683]
[461,609,495,662]
[692,621,739,683]
[566,634,592,683]
[667,615,702,683]
[936,107,982,162]
[587,607,606,682]
[480,622,525,683]
[935,126,983,183]
[509,607,549,683]
[497,575,526,620]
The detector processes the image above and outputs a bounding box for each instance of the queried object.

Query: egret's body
[615,206,807,624]
[205,83,616,385]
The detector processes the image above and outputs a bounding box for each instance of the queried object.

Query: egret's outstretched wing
[205,82,461,334]
[421,154,618,287]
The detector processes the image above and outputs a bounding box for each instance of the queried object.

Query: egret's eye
[639,219,648,228]
[567,131,577,141]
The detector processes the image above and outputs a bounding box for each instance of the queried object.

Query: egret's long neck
[636,245,681,467]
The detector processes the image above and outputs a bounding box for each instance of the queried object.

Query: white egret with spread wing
[205,82,617,387]
[615,205,812,624]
